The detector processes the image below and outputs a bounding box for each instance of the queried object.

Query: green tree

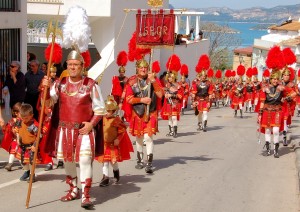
[201,22,241,70]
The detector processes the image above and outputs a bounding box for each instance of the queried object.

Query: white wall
[160,40,210,82]
[88,0,170,97]
[0,1,27,72]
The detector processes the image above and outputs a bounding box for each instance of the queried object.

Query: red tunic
[190,79,214,112]
[231,84,245,109]
[96,116,133,163]
[160,82,183,120]
[124,76,163,136]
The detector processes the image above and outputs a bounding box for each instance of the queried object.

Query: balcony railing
[27,0,63,4]
[0,0,19,12]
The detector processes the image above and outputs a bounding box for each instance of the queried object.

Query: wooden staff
[26,7,61,209]
[144,49,154,122]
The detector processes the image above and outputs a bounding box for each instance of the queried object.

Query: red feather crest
[246,67,252,78]
[180,64,189,76]
[266,46,285,70]
[152,61,160,73]
[128,32,151,62]
[45,43,63,64]
[225,70,231,78]
[251,67,258,75]
[196,54,210,73]
[231,70,236,77]
[116,51,128,67]
[207,68,214,78]
[237,65,245,76]
[81,50,91,68]
[263,69,270,78]
[283,47,296,66]
[215,70,222,79]
[166,54,181,72]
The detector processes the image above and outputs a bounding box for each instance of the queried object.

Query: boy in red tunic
[97,96,133,187]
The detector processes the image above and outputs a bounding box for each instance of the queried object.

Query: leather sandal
[60,189,80,202]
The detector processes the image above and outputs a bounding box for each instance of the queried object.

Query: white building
[0,0,210,98]
[253,19,300,79]
[0,0,27,75]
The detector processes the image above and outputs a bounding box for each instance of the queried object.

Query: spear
[144,49,154,122]
[26,6,62,209]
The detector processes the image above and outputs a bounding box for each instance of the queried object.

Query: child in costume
[97,96,133,187]
[1,102,22,171]
[15,103,41,181]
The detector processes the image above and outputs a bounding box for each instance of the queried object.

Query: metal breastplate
[196,81,209,97]
[265,86,282,105]
[131,79,157,117]
[118,76,126,89]
[254,83,261,90]
[215,84,220,91]
[246,84,253,92]
[59,78,94,123]
[236,84,244,94]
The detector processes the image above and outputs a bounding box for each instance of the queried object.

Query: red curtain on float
[136,9,175,47]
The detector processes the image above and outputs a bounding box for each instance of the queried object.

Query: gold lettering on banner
[147,0,163,7]
[141,26,169,36]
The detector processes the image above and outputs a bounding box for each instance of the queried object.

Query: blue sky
[169,0,299,9]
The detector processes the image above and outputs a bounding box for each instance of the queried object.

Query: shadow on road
[35,173,65,182]
[92,174,150,206]
[206,125,224,131]
[154,155,215,171]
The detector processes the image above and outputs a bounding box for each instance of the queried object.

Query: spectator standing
[24,60,45,120]
[3,61,26,108]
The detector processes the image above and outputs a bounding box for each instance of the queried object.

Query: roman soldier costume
[213,70,222,108]
[123,57,164,174]
[281,47,298,145]
[258,46,295,158]
[190,54,214,132]
[161,54,183,138]
[231,65,246,118]
[111,51,128,104]
[178,64,190,114]
[244,68,254,112]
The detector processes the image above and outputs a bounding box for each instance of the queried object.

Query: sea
[179,21,269,47]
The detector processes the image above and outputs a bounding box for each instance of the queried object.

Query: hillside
[169,4,300,23]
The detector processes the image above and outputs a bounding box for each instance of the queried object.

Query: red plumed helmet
[207,68,214,78]
[266,46,285,70]
[81,50,91,68]
[45,43,63,64]
[215,70,222,79]
[116,51,128,67]
[166,54,181,72]
[283,47,296,66]
[246,67,252,78]
[195,54,210,73]
[225,70,231,78]
[263,69,270,78]
[180,64,189,76]
[252,67,258,76]
[152,61,160,73]
[231,70,236,77]
[237,64,245,76]
[128,31,151,62]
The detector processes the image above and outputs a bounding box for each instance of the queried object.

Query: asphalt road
[0,105,299,212]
